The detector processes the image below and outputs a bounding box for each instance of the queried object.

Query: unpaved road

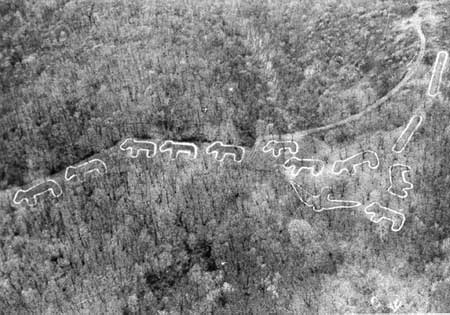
[253,7,427,146]
[0,4,430,203]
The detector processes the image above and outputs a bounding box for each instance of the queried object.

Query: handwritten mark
[13,179,63,206]
[206,141,245,163]
[392,115,423,154]
[159,140,198,159]
[290,181,361,212]
[119,138,157,158]
[427,50,448,97]
[262,140,298,158]
[65,159,107,181]
[364,202,405,232]
[332,150,379,175]
[284,158,325,177]
[387,164,413,199]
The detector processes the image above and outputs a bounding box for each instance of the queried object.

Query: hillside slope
[2,0,450,314]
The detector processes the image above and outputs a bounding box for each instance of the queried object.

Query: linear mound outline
[205,141,245,163]
[119,138,157,158]
[392,114,423,154]
[0,9,429,214]
[331,150,379,176]
[364,201,405,232]
[387,163,413,199]
[13,179,63,206]
[283,157,325,177]
[427,50,448,97]
[251,15,425,147]
[289,181,361,212]
[65,159,108,181]
[262,140,299,158]
[159,140,198,160]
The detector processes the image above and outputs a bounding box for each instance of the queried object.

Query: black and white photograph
[1,0,450,313]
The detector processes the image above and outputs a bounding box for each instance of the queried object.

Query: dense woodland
[1,0,450,313]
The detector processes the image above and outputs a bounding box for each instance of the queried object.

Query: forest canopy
[2,0,450,314]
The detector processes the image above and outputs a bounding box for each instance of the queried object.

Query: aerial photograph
[1,0,450,313]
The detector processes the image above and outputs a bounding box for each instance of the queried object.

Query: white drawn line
[392,115,423,154]
[319,192,362,211]
[289,181,316,208]
[119,138,157,158]
[332,150,379,175]
[65,159,107,181]
[427,50,448,97]
[253,16,425,143]
[262,140,299,158]
[387,164,413,199]
[364,202,405,232]
[13,179,62,206]
[159,140,198,159]
[205,141,245,163]
[290,182,361,212]
[284,158,325,177]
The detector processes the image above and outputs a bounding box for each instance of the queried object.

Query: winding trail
[253,11,426,147]
[0,5,428,204]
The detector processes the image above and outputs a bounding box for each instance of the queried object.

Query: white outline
[387,164,413,199]
[332,150,379,175]
[290,181,361,212]
[262,140,299,158]
[284,158,325,177]
[13,179,62,206]
[427,50,448,97]
[364,202,405,232]
[253,17,425,143]
[159,140,198,160]
[392,115,423,154]
[65,159,107,181]
[205,141,245,163]
[119,138,157,158]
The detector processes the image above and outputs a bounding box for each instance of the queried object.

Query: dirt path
[252,7,427,148]
[0,3,430,202]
